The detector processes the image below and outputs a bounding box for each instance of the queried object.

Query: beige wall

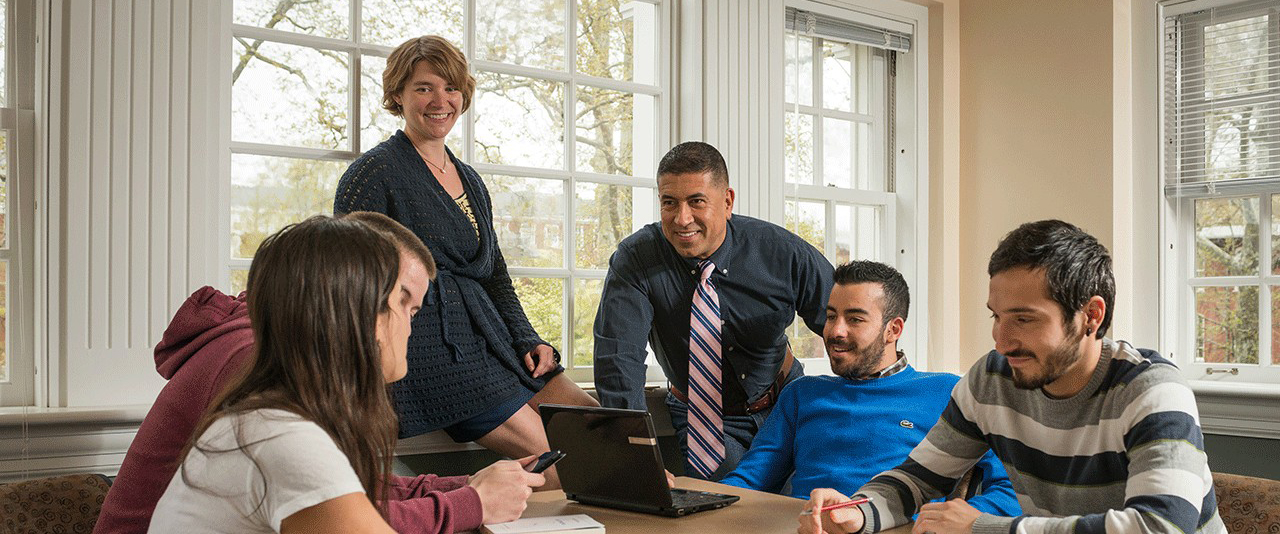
[926,0,963,373]
[924,0,1119,372]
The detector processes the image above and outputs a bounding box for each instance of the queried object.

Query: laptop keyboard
[669,489,730,508]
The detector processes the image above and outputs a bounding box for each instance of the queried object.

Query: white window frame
[223,0,671,385]
[1158,0,1280,384]
[781,0,925,376]
[0,0,39,406]
[469,1,670,384]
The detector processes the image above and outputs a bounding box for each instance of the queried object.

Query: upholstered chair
[1214,472,1280,534]
[0,473,112,534]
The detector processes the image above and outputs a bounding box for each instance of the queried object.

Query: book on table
[480,514,605,534]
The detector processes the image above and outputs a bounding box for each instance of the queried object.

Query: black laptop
[539,404,740,517]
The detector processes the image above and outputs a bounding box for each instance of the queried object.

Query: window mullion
[1181,196,1196,365]
[230,23,364,53]
[349,50,360,154]
[1261,193,1274,368]
[564,0,578,365]
[464,0,476,164]
[562,177,575,369]
[229,141,360,161]
[824,200,836,260]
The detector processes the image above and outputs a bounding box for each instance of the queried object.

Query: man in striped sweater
[798,220,1225,534]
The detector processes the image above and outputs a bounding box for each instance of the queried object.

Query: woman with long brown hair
[148,215,543,533]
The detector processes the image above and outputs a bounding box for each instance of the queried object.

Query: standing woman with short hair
[334,36,596,488]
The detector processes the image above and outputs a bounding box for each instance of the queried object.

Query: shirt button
[741,374,747,380]
[690,269,696,274]
[722,269,728,274]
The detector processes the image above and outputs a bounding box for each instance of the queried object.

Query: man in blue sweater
[720,261,1019,517]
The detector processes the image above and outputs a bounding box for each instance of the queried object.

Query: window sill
[1190,381,1280,400]
[1191,381,1280,440]
[0,405,151,427]
[0,385,678,482]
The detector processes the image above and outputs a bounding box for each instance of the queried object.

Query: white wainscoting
[5,386,1275,483]
[1193,384,1280,441]
[46,0,227,409]
[0,407,478,483]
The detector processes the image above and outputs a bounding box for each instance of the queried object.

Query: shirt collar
[685,216,736,275]
[852,351,909,381]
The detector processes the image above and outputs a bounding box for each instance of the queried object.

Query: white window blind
[784,7,911,53]
[1164,0,1280,197]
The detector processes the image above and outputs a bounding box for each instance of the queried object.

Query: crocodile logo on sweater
[899,420,914,429]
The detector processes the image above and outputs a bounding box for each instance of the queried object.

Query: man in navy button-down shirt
[592,141,833,479]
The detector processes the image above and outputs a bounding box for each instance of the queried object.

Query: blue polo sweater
[720,366,1020,517]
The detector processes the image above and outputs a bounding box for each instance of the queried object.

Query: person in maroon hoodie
[96,212,539,534]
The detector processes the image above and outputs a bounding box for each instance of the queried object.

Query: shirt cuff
[972,512,1016,534]
[444,486,485,532]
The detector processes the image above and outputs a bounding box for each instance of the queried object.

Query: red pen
[801,497,870,515]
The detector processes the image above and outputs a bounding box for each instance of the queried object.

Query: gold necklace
[413,143,449,176]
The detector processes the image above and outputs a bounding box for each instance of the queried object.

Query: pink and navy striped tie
[687,259,724,478]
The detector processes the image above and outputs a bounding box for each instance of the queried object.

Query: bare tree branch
[231,0,304,84]
[234,36,316,93]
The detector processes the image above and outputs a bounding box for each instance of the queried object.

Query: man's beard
[1008,321,1086,390]
[829,334,888,380]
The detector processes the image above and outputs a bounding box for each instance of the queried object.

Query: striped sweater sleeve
[853,377,992,532]
[851,351,1222,534]
[980,368,1219,534]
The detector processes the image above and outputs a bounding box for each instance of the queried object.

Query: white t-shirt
[149,408,367,533]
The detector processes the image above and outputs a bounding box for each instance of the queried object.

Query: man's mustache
[1004,349,1035,359]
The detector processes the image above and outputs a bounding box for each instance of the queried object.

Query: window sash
[1168,193,1280,379]
[0,0,35,406]
[783,6,902,375]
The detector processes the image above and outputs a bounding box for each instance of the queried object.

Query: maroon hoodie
[94,287,483,534]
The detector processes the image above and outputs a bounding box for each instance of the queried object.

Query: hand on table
[468,455,545,524]
[797,488,864,534]
[523,344,558,378]
[912,498,980,534]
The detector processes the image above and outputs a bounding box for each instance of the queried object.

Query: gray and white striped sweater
[853,339,1226,534]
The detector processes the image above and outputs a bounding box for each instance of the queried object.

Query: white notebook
[480,514,605,534]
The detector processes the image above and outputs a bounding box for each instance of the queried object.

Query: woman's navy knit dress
[334,131,560,438]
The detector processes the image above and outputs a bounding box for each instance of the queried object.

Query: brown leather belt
[669,345,795,416]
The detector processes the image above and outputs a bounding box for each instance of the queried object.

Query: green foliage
[514,277,565,350]
[572,279,604,367]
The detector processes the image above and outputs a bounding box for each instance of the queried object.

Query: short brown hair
[382,36,476,117]
[340,211,437,279]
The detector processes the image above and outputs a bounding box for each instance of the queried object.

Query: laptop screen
[539,404,674,506]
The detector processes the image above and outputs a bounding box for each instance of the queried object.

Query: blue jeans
[664,360,804,481]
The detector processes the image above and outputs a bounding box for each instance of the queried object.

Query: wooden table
[514,477,911,533]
